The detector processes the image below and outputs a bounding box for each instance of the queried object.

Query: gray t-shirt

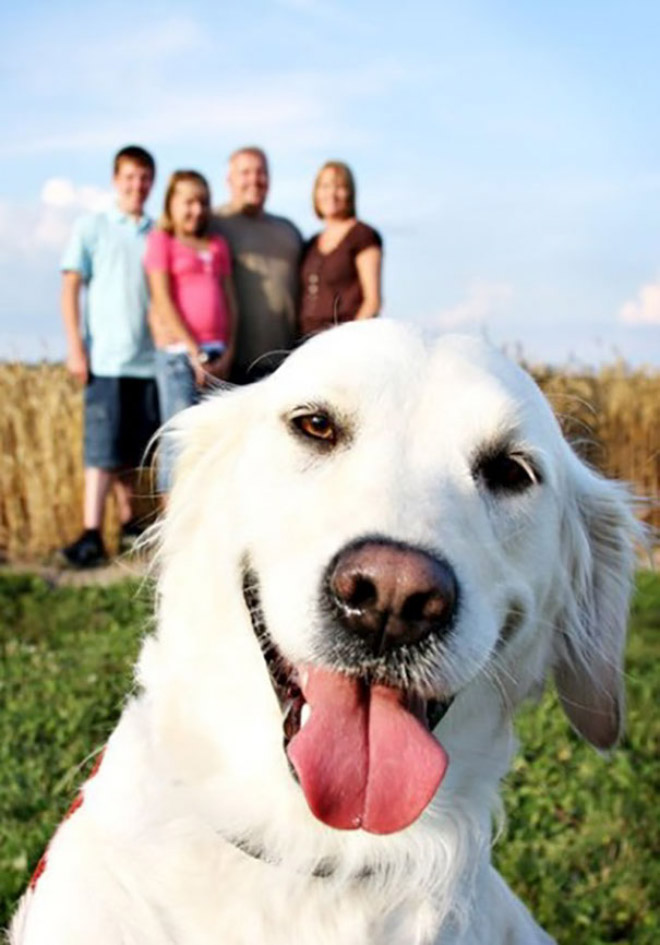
[212,207,303,376]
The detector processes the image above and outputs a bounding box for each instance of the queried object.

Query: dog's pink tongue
[287,667,448,834]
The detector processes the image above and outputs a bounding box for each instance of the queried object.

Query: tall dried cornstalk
[532,361,660,532]
[0,363,156,560]
[0,360,658,560]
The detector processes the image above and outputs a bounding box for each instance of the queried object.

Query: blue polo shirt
[61,206,155,378]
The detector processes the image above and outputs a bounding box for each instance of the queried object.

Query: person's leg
[83,467,114,529]
[61,466,113,567]
[112,473,134,526]
[61,376,120,567]
[115,374,161,547]
[153,351,197,496]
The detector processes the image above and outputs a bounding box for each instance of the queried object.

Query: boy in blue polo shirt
[60,145,160,568]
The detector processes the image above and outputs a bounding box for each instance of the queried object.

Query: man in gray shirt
[213,147,302,383]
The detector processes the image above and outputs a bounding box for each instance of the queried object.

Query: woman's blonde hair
[159,170,211,236]
[312,161,356,220]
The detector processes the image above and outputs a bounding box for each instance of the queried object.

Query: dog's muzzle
[241,542,457,837]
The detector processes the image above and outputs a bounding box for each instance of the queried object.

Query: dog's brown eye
[292,412,337,444]
[476,450,539,494]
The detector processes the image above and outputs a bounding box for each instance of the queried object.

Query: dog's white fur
[10,320,638,945]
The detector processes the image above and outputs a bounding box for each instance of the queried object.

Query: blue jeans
[154,350,199,493]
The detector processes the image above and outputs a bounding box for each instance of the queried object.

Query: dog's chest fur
[15,697,551,945]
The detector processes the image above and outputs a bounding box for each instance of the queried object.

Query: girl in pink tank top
[145,170,238,493]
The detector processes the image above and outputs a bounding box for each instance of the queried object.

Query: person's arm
[147,269,205,386]
[147,270,196,350]
[353,245,383,320]
[207,273,238,382]
[61,270,88,383]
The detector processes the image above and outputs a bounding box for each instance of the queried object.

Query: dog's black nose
[328,539,458,652]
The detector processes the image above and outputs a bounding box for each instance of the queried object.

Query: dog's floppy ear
[553,458,639,750]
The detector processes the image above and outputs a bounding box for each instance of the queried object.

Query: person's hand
[66,346,89,384]
[189,353,207,388]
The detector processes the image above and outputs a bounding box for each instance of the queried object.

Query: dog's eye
[291,412,337,445]
[475,450,540,494]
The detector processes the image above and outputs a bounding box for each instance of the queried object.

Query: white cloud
[0,178,115,360]
[41,178,111,214]
[619,282,660,325]
[0,179,113,259]
[32,212,74,251]
[433,282,514,330]
[41,178,77,208]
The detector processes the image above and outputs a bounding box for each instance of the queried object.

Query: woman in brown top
[298,161,383,338]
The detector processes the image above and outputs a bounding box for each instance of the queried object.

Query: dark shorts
[84,375,160,470]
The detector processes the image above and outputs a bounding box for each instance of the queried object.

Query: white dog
[10,320,637,945]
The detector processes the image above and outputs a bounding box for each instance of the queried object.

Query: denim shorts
[154,350,200,493]
[84,375,160,470]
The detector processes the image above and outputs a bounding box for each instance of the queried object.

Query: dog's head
[152,320,638,838]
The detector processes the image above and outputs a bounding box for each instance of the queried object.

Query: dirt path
[0,554,152,587]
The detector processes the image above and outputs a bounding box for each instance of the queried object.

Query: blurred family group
[60,144,384,568]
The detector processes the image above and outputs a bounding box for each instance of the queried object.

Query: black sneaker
[60,529,107,569]
[119,517,147,554]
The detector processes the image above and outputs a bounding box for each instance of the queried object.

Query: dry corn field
[0,360,658,561]
[0,363,156,561]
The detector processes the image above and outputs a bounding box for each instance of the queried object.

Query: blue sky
[2,0,660,366]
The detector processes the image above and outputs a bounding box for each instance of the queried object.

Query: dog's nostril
[344,576,378,610]
[400,591,448,624]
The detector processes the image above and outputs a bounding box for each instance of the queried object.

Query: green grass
[494,571,660,944]
[1,572,658,942]
[0,574,151,920]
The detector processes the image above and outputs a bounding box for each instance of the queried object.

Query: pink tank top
[144,229,232,344]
